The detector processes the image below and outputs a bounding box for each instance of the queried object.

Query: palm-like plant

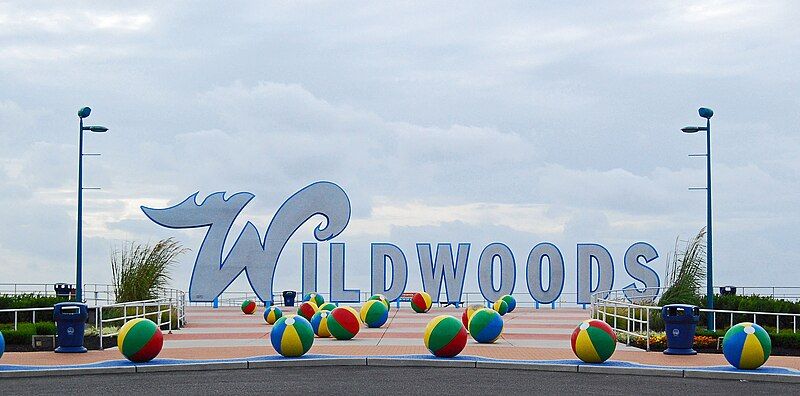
[111,238,187,303]
[659,227,707,307]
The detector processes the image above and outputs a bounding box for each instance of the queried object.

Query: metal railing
[97,292,186,349]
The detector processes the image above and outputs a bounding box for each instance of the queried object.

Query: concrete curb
[683,369,800,383]
[0,365,136,378]
[249,357,367,368]
[367,357,476,368]
[578,365,683,377]
[476,361,578,372]
[135,361,247,373]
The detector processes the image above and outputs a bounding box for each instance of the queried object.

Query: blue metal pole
[705,117,714,331]
[76,117,84,303]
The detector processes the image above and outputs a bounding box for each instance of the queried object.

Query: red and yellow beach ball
[722,322,772,370]
[424,315,467,358]
[241,299,257,314]
[411,291,432,313]
[360,299,389,328]
[118,318,164,363]
[571,319,617,363]
[270,315,314,357]
[327,307,361,340]
[264,306,283,324]
[296,301,319,321]
[461,304,483,330]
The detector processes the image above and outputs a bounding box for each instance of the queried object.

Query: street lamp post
[681,107,714,331]
[76,107,108,302]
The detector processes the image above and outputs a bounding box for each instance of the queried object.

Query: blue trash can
[54,302,88,353]
[282,291,297,307]
[661,304,699,355]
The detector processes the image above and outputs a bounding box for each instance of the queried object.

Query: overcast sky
[1,1,798,299]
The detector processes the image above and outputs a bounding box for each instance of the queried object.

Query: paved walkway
[2,305,800,371]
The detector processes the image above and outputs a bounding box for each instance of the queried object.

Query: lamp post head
[85,125,109,133]
[698,107,714,119]
[78,107,92,119]
[681,126,701,133]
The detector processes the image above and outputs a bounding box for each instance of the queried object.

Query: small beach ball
[461,304,484,330]
[303,292,325,307]
[369,294,391,310]
[468,308,503,343]
[327,307,361,340]
[264,306,283,324]
[492,299,509,316]
[723,322,772,370]
[360,300,389,328]
[241,299,257,314]
[500,294,517,313]
[270,315,314,357]
[571,319,617,363]
[118,318,164,363]
[296,301,319,321]
[411,291,433,313]
[424,315,468,358]
[311,310,332,337]
[318,302,338,312]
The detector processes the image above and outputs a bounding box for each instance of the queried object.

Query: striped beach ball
[318,302,337,312]
[461,304,484,330]
[500,294,517,313]
[424,315,468,358]
[723,322,772,370]
[360,300,389,328]
[411,291,432,313]
[327,307,361,340]
[571,319,617,363]
[296,301,319,321]
[118,318,164,363]
[492,299,509,316]
[264,306,283,324]
[341,305,361,323]
[303,292,325,307]
[310,310,332,338]
[369,294,391,310]
[241,299,257,314]
[270,315,314,357]
[468,308,503,343]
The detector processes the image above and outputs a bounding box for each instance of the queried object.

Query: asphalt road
[3,366,798,395]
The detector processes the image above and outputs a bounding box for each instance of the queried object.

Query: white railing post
[99,306,103,350]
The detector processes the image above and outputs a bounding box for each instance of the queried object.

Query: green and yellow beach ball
[318,302,338,312]
[468,308,503,343]
[270,315,314,357]
[492,299,509,316]
[118,318,164,363]
[264,306,283,324]
[570,319,617,363]
[424,315,467,358]
[411,291,432,313]
[303,292,325,307]
[500,294,517,313]
[723,322,771,370]
[369,294,391,311]
[310,310,331,338]
[360,299,389,328]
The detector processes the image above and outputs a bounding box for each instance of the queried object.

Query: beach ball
[327,307,361,340]
[571,319,617,363]
[318,302,337,312]
[424,315,468,358]
[369,294,391,310]
[270,315,314,357]
[411,291,433,313]
[118,318,164,363]
[360,300,389,328]
[468,308,503,343]
[0,331,4,359]
[500,294,517,313]
[241,299,257,314]
[310,310,332,338]
[492,299,509,316]
[296,301,319,321]
[341,305,361,322]
[264,306,283,324]
[723,322,772,370]
[461,304,484,330]
[303,292,325,307]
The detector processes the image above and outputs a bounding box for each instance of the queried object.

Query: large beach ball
[318,302,338,312]
[264,306,283,324]
[411,291,433,313]
[341,305,361,323]
[492,299,509,316]
[424,315,468,358]
[723,322,772,370]
[461,304,484,330]
[500,294,517,313]
[369,294,391,310]
[270,315,314,357]
[241,299,257,314]
[571,319,617,363]
[118,318,164,363]
[310,310,332,338]
[327,307,361,340]
[468,308,504,343]
[303,292,325,307]
[360,300,389,328]
[296,301,319,321]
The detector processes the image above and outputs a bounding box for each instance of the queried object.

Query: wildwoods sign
[143,182,660,305]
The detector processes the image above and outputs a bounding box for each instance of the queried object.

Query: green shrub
[0,321,57,345]
[112,238,187,303]
[0,294,68,323]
